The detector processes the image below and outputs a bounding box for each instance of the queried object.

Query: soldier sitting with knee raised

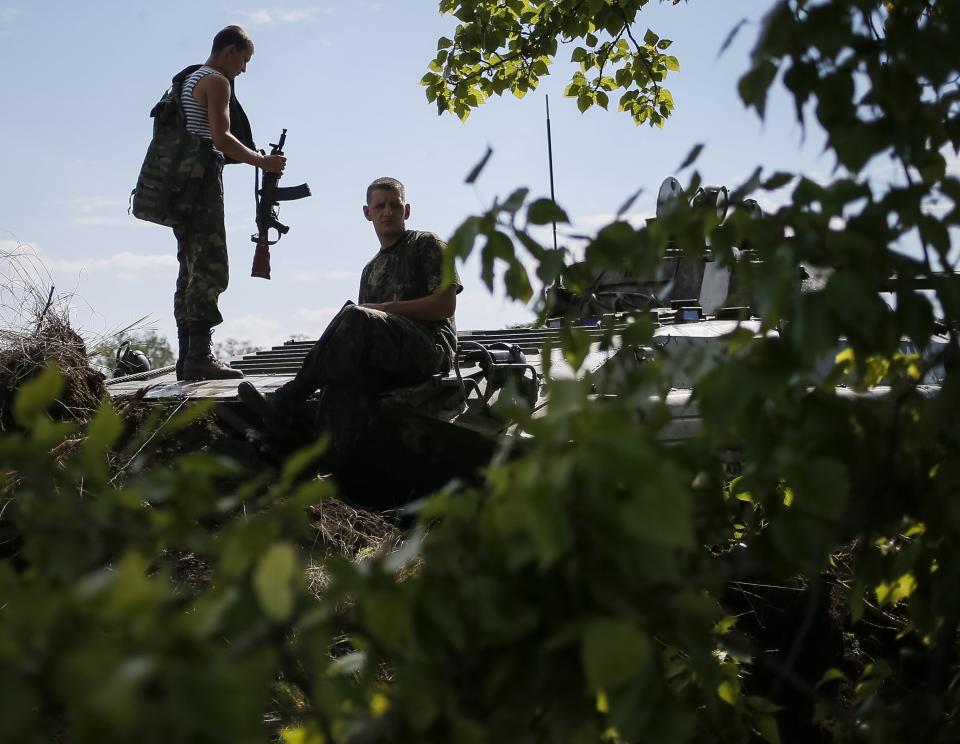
[238,177,461,429]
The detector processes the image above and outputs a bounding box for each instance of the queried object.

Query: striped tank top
[181,66,225,141]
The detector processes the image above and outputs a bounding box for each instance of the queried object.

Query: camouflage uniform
[172,152,229,328]
[276,230,461,404]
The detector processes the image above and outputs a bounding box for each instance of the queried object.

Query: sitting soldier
[238,176,461,431]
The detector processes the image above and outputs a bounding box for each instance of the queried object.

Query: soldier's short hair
[212,26,254,54]
[366,177,406,205]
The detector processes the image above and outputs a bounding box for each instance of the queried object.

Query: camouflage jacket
[358,230,462,359]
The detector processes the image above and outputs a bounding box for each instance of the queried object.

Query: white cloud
[2,240,174,291]
[241,9,274,25]
[75,215,153,228]
[238,6,328,27]
[45,252,177,275]
[70,196,150,228]
[290,269,357,282]
[216,313,284,344]
[217,308,351,346]
[294,306,341,325]
[277,8,322,22]
[72,196,128,214]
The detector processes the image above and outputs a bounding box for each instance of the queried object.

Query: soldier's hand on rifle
[260,153,286,174]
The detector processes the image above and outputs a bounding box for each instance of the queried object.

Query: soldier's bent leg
[276,305,443,407]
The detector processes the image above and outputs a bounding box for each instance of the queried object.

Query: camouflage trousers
[279,303,447,403]
[172,156,228,328]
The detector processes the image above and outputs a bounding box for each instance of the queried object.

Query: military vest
[131,65,255,227]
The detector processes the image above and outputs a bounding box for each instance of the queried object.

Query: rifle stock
[250,129,311,279]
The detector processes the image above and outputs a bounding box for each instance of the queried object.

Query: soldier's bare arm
[362,285,456,321]
[198,75,285,174]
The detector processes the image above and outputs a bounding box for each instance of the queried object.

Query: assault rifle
[251,129,311,279]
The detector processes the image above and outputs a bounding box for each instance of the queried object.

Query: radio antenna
[546,95,558,253]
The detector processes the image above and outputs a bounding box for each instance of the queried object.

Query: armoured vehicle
[105,178,949,507]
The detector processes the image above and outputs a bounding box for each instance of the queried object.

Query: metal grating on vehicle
[227,326,616,376]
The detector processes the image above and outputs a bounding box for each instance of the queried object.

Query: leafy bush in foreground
[2,1,960,742]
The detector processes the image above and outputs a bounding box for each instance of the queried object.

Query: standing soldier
[165,26,285,380]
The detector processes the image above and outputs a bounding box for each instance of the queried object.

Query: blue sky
[0,0,837,349]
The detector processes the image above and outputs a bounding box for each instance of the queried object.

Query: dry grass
[305,497,400,596]
[0,244,105,430]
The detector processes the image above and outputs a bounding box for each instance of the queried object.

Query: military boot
[237,380,312,444]
[175,324,189,381]
[183,325,244,381]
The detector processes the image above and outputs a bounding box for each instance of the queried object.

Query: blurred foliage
[1,1,959,742]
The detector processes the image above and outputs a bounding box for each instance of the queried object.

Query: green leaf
[621,485,694,549]
[162,399,217,437]
[756,714,781,744]
[280,726,325,744]
[527,198,569,225]
[253,543,298,622]
[643,28,660,47]
[817,668,848,687]
[718,679,739,705]
[714,615,738,634]
[616,188,642,218]
[664,56,680,72]
[481,231,514,291]
[581,619,652,690]
[80,400,124,473]
[363,588,414,649]
[13,363,64,427]
[280,438,328,489]
[875,572,917,606]
[559,325,592,371]
[464,146,493,184]
[329,650,366,676]
[738,60,778,118]
[761,171,793,191]
[677,143,704,172]
[448,215,481,259]
[500,187,530,214]
[504,261,533,302]
[718,18,748,56]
